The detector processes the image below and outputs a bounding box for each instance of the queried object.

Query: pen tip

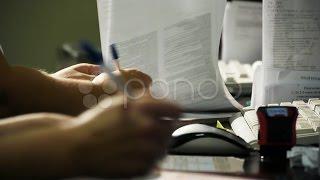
[110,44,119,60]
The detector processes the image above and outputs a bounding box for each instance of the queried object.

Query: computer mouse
[169,124,252,157]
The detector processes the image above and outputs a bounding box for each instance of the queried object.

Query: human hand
[69,95,181,178]
[92,69,152,93]
[52,63,102,81]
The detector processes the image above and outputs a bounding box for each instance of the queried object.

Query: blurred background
[0,0,100,72]
[0,0,262,73]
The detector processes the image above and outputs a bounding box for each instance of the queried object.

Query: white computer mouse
[170,124,252,157]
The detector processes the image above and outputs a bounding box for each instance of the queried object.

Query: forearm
[4,66,105,116]
[48,75,108,115]
[0,120,77,179]
[0,113,72,136]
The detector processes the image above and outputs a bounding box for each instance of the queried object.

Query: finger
[66,73,96,81]
[76,73,96,81]
[75,63,102,75]
[128,70,152,85]
[120,69,152,86]
[87,64,102,75]
[133,97,182,119]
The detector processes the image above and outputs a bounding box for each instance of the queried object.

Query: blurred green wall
[0,0,100,72]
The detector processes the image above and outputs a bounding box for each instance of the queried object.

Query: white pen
[100,44,131,94]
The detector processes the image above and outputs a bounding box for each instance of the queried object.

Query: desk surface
[156,170,260,180]
[70,153,319,180]
[157,153,320,180]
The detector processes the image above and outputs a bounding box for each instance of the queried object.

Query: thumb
[88,64,102,76]
[75,63,102,76]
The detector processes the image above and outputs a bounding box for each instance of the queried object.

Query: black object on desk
[257,106,298,159]
[169,124,252,157]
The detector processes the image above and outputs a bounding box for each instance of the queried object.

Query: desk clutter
[288,146,319,172]
[231,98,320,148]
[92,0,319,179]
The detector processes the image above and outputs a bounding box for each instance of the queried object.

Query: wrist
[59,118,91,177]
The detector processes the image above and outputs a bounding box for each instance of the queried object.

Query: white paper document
[264,0,320,71]
[288,146,319,170]
[257,0,320,105]
[97,0,242,111]
[222,1,262,63]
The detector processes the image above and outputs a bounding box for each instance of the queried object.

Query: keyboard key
[280,102,294,106]
[224,61,238,77]
[240,98,320,146]
[251,125,259,138]
[229,61,248,78]
[307,116,320,132]
[219,61,237,83]
[298,106,318,119]
[243,64,253,80]
[252,61,262,74]
[244,110,259,126]
[293,100,307,106]
[308,98,319,103]
[308,98,320,110]
[315,106,320,116]
[296,118,315,134]
[220,60,254,95]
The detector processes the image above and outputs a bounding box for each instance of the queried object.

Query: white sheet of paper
[258,0,320,105]
[263,0,320,71]
[230,115,256,145]
[288,146,319,169]
[250,64,264,108]
[222,1,262,63]
[97,0,242,111]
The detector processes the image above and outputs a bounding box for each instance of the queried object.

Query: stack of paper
[222,1,262,63]
[97,0,242,112]
[252,0,320,107]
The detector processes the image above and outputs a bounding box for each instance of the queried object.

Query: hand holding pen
[94,44,152,96]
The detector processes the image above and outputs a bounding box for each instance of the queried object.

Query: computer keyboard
[230,98,320,147]
[219,60,262,96]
